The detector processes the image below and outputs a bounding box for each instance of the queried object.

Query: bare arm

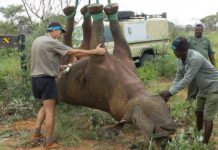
[67,44,106,57]
[208,41,215,67]
[60,65,68,71]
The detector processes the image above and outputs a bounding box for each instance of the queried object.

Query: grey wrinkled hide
[57,3,175,139]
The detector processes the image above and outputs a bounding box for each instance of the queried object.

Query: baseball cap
[47,22,66,33]
[171,37,189,51]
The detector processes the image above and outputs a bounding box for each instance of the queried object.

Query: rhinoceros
[57,3,176,142]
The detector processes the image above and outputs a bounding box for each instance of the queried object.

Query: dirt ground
[0,78,218,150]
[0,118,144,150]
[1,111,218,150]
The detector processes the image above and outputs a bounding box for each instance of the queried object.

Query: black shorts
[31,76,58,100]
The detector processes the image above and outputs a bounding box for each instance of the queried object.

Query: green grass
[0,54,32,102]
[0,56,22,77]
[55,104,116,147]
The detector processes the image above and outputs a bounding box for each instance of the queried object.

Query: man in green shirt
[160,37,218,144]
[187,24,216,100]
[31,22,106,149]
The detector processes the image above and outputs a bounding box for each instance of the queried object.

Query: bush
[155,54,177,79]
[0,55,32,102]
[137,61,158,85]
[137,53,177,86]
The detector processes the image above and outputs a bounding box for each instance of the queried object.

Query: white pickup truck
[104,11,169,67]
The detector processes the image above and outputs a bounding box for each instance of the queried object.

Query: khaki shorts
[196,92,218,121]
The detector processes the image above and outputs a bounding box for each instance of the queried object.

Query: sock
[46,136,54,144]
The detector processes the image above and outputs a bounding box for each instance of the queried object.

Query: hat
[171,37,189,51]
[47,22,66,33]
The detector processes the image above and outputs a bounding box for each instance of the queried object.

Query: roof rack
[118,11,167,20]
[140,12,167,19]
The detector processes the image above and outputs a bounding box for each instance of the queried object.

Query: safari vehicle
[104,11,169,67]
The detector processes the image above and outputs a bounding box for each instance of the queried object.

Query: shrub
[137,61,158,85]
[155,54,177,79]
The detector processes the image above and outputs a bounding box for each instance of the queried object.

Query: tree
[0,5,34,34]
[0,5,24,23]
[21,0,73,23]
[200,13,218,31]
[0,21,17,34]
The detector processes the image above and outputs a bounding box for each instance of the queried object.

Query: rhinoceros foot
[104,3,119,15]
[80,5,89,15]
[63,6,76,16]
[88,4,103,15]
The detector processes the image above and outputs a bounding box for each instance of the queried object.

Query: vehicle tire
[139,54,154,66]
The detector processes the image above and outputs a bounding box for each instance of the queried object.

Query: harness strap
[91,12,104,21]
[107,12,118,21]
[83,12,90,20]
[66,0,80,20]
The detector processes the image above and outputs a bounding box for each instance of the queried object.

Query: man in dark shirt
[160,37,218,144]
[187,24,216,101]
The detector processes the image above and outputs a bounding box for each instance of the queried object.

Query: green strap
[66,11,76,20]
[91,12,104,21]
[66,0,80,20]
[107,0,111,4]
[83,11,90,20]
[96,0,99,4]
[75,0,79,7]
[107,12,118,21]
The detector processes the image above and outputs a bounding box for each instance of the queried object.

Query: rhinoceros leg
[79,5,92,50]
[104,4,135,70]
[62,6,77,63]
[88,4,105,49]
[63,6,76,47]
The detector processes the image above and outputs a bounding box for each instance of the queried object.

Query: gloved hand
[159,90,172,102]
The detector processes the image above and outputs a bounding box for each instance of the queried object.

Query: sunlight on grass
[0,56,22,77]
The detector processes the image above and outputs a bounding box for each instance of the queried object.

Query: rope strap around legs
[83,12,90,20]
[66,0,80,20]
[107,12,118,21]
[91,12,104,21]
[66,11,76,20]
